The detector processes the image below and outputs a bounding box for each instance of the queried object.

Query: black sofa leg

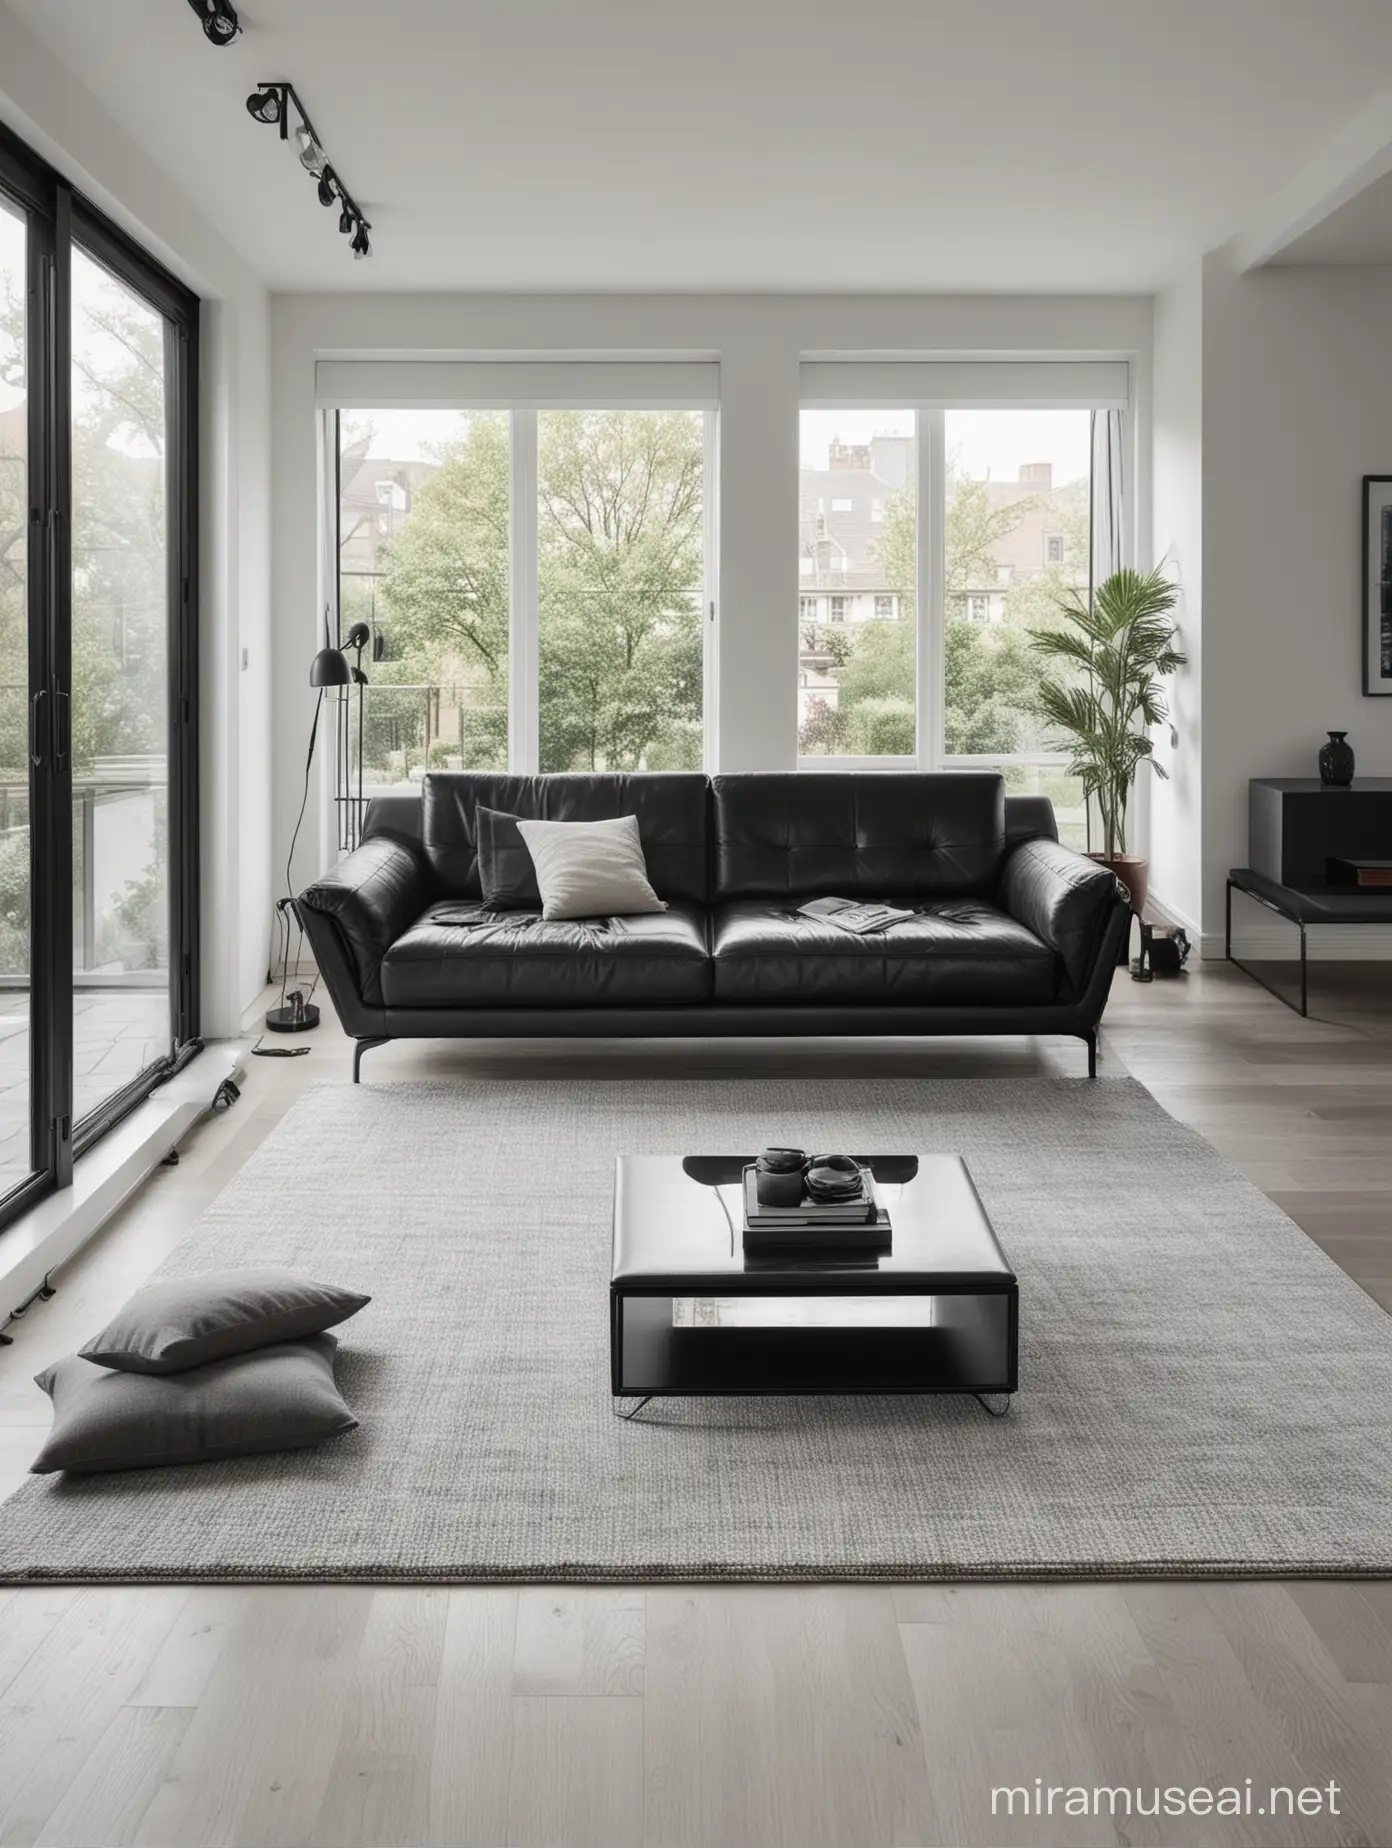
[353,1037,388,1083]
[1082,1029,1098,1078]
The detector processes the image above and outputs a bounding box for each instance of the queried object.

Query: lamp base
[265,1002,321,1033]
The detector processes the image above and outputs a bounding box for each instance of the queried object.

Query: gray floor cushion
[78,1267,370,1375]
[32,1333,357,1474]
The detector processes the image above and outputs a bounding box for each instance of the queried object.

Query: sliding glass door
[0,195,34,1202]
[70,247,173,1128]
[0,124,198,1234]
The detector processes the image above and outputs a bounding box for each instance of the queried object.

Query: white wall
[1148,263,1204,933]
[1199,245,1392,955]
[271,290,1151,908]
[0,3,272,1037]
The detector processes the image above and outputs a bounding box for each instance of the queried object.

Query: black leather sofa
[296,770,1130,1081]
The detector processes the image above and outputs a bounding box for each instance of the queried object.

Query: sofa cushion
[423,773,710,904]
[710,899,1056,1005]
[516,814,666,920]
[476,805,543,909]
[712,773,1005,902]
[381,900,711,1008]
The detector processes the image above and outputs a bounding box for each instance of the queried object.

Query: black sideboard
[1249,777,1392,888]
[1230,777,1392,1015]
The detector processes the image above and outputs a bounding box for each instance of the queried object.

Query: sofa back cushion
[422,772,710,905]
[712,772,1006,901]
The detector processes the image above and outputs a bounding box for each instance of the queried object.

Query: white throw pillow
[514,814,667,921]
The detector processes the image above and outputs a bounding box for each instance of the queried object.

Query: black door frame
[0,120,201,1231]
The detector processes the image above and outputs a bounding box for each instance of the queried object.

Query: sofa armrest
[297,837,433,1006]
[999,836,1126,994]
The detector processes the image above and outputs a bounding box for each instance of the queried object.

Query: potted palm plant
[1028,566,1186,923]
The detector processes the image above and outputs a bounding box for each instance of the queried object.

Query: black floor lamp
[267,638,351,1033]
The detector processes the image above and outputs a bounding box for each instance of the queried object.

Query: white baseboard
[0,1042,248,1325]
[1145,890,1200,937]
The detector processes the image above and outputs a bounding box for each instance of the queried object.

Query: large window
[798,411,915,759]
[0,123,198,1230]
[334,402,713,792]
[339,409,510,783]
[537,410,705,773]
[796,395,1115,847]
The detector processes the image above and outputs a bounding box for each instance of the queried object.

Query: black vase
[1318,730,1354,788]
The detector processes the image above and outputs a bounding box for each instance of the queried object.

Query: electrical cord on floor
[250,1034,310,1059]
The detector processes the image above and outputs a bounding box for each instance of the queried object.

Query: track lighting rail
[245,80,372,259]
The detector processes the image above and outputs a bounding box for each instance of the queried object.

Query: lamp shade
[309,647,351,687]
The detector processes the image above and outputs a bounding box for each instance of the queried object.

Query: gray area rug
[2,1076,1390,1583]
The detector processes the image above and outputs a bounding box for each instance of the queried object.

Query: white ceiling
[1270,165,1392,264]
[9,0,1392,292]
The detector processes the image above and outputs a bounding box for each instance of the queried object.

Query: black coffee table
[610,1154,1017,1415]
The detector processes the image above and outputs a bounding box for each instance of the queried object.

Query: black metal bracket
[613,1395,654,1421]
[972,1392,1012,1419]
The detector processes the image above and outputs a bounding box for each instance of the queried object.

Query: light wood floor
[1,958,1390,1847]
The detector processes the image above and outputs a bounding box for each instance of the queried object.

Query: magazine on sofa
[797,896,915,935]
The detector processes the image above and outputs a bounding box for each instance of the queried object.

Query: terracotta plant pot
[1088,853,1148,964]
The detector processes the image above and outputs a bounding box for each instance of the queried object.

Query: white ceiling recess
[6,0,1392,292]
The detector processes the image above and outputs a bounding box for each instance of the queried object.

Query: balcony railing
[0,758,168,987]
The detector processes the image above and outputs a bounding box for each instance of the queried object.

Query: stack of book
[1327,857,1392,889]
[741,1165,891,1254]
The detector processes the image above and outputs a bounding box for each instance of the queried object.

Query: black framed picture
[1363,475,1392,695]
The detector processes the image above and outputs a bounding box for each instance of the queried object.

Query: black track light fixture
[296,125,328,177]
[186,0,240,44]
[245,85,285,125]
[244,81,373,263]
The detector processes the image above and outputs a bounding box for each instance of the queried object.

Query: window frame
[0,121,199,1232]
[325,399,719,791]
[797,397,1129,775]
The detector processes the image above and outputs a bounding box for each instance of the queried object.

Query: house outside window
[829,596,847,622]
[796,399,1103,849]
[800,595,819,621]
[831,497,853,512]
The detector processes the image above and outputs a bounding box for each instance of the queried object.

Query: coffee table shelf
[610,1154,1017,1402]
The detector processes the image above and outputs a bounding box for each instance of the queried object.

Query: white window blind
[798,360,1129,409]
[315,359,720,409]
